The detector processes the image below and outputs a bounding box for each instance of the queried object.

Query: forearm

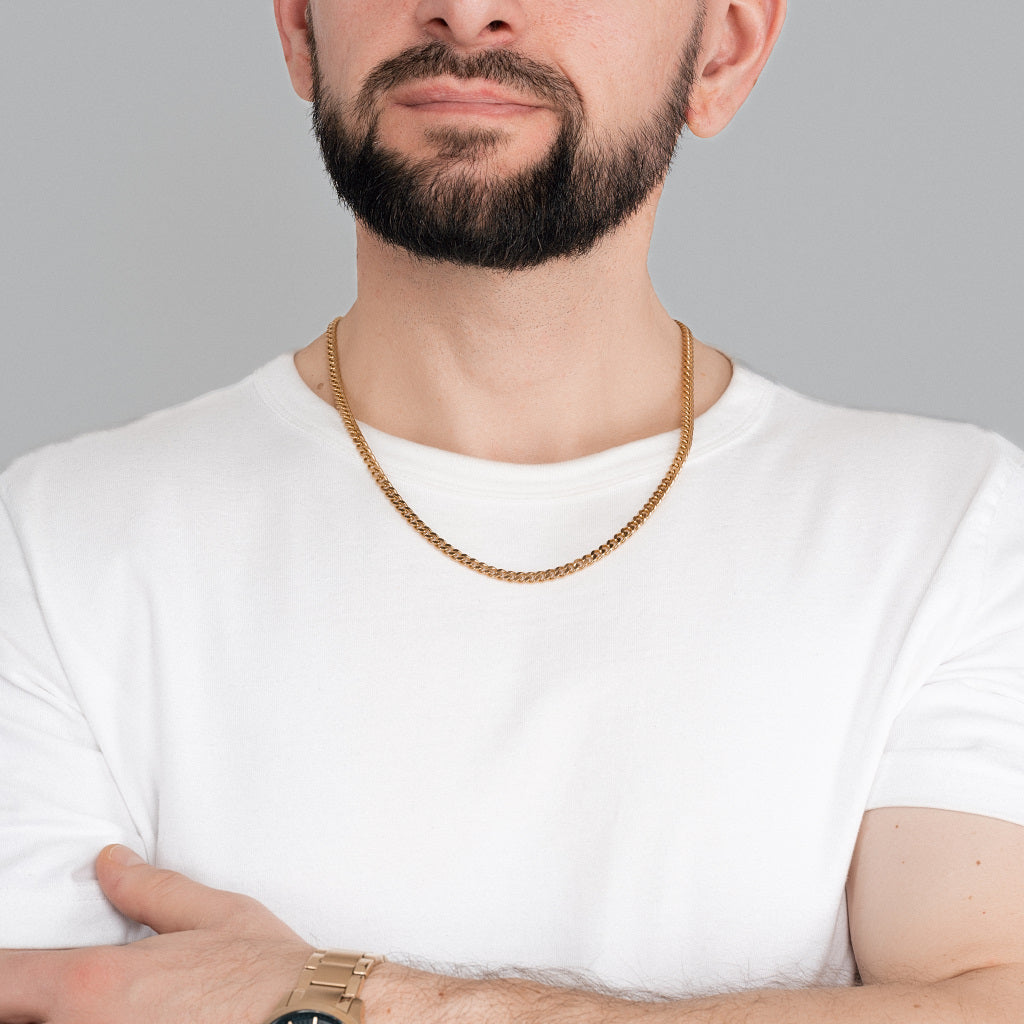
[362,961,1024,1024]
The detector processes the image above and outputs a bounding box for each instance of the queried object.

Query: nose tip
[416,2,524,49]
[427,19,511,47]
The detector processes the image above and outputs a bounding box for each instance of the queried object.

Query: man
[2,1,1024,1023]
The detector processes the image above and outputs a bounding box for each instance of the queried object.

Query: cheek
[312,1,422,103]
[532,3,691,127]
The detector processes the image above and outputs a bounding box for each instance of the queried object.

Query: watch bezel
[264,1011,349,1024]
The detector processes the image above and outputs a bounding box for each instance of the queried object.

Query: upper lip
[391,79,544,108]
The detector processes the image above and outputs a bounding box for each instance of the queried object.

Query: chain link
[326,316,694,584]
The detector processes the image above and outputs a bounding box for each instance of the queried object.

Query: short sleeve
[0,488,147,948]
[867,443,1024,824]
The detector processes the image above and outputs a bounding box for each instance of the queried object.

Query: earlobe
[685,0,786,139]
[274,0,316,102]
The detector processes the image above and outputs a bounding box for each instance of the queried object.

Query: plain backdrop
[2,4,1022,468]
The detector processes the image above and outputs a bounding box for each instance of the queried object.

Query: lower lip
[401,101,540,117]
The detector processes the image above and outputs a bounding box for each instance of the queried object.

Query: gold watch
[264,950,385,1024]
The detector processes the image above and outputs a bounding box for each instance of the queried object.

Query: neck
[296,206,731,463]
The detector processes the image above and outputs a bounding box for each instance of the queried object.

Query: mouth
[390,78,547,117]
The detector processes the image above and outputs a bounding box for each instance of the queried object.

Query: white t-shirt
[2,354,1023,997]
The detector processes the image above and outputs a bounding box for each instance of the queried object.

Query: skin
[3,2,1024,1023]
[284,0,759,462]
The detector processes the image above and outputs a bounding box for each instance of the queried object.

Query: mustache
[353,40,582,123]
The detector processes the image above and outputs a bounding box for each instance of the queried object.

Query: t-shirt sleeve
[867,443,1024,824]
[0,490,147,948]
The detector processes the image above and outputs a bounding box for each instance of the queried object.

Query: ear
[275,0,315,102]
[686,0,786,139]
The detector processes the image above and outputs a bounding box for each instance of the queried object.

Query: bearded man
[2,2,1024,1023]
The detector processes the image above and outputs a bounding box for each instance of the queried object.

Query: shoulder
[0,355,302,547]
[741,365,1024,506]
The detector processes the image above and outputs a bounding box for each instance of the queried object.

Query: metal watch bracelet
[275,950,385,1022]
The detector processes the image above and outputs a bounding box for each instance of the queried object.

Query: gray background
[2,3,1021,468]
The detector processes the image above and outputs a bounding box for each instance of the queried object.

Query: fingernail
[107,844,145,867]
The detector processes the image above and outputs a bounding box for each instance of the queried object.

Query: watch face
[267,1015,346,1024]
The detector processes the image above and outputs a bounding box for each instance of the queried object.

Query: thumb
[96,844,237,934]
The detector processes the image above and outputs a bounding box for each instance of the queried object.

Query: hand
[0,845,314,1024]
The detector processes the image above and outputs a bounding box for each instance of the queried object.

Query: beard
[309,18,704,271]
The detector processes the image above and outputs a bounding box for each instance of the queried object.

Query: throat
[293,316,729,464]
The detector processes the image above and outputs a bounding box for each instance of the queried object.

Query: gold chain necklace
[325,316,695,584]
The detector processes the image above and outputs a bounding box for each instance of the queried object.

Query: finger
[0,948,77,1024]
[95,845,242,934]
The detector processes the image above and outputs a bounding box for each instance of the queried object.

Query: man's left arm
[4,806,1024,1024]
[365,806,1024,1023]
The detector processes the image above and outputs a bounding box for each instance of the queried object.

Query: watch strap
[278,950,385,1021]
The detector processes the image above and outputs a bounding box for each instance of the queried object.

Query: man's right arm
[0,487,144,948]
